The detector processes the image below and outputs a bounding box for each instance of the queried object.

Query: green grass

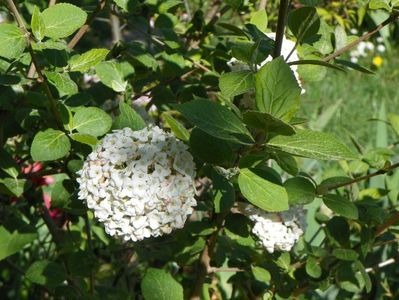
[300,53,399,149]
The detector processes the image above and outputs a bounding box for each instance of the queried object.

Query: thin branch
[190,213,227,300]
[365,257,396,273]
[208,267,244,273]
[323,13,399,62]
[320,162,399,193]
[376,211,399,237]
[49,0,56,6]
[258,0,267,10]
[110,9,122,43]
[273,0,290,58]
[67,0,107,49]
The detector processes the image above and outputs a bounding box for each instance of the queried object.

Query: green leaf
[306,257,322,278]
[271,151,298,175]
[73,107,112,137]
[333,248,359,261]
[323,194,359,219]
[1,178,30,197]
[44,71,78,97]
[219,70,255,99]
[95,61,127,92]
[335,59,374,74]
[243,111,295,136]
[288,6,320,42]
[326,217,350,246]
[141,268,184,300]
[335,262,363,293]
[175,99,254,145]
[0,149,19,178]
[26,260,67,288]
[206,167,236,213]
[251,266,271,282]
[112,102,146,131]
[369,0,391,10]
[42,3,87,39]
[163,113,190,142]
[31,129,71,161]
[69,48,109,72]
[70,133,98,146]
[284,176,316,205]
[354,261,372,293]
[268,129,357,160]
[51,180,73,208]
[288,59,345,72]
[31,6,46,41]
[113,0,128,11]
[0,24,27,59]
[255,57,301,122]
[250,9,268,31]
[189,128,234,165]
[238,168,289,212]
[0,225,37,261]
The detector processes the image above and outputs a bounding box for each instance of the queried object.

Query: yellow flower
[372,56,383,67]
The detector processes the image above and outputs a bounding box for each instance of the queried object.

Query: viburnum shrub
[1,0,399,299]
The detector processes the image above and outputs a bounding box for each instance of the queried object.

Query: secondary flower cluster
[246,206,305,253]
[349,30,386,67]
[228,32,305,94]
[77,126,197,242]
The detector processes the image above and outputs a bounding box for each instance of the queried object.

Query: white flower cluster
[246,206,306,253]
[227,32,305,94]
[77,126,197,242]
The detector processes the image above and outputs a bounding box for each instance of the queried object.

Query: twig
[320,162,399,193]
[49,0,56,6]
[5,0,63,130]
[110,7,122,43]
[365,257,396,273]
[258,0,267,10]
[376,211,399,236]
[190,213,227,300]
[208,267,244,273]
[67,0,107,49]
[323,13,399,62]
[273,0,290,58]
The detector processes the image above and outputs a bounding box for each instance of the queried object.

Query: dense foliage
[1,0,399,299]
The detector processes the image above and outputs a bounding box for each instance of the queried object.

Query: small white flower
[245,206,306,253]
[77,126,197,242]
[377,44,386,53]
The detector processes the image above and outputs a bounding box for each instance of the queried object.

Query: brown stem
[273,0,290,58]
[258,0,267,10]
[189,213,227,300]
[67,0,107,49]
[321,162,399,193]
[376,211,399,237]
[110,9,122,43]
[323,13,399,62]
